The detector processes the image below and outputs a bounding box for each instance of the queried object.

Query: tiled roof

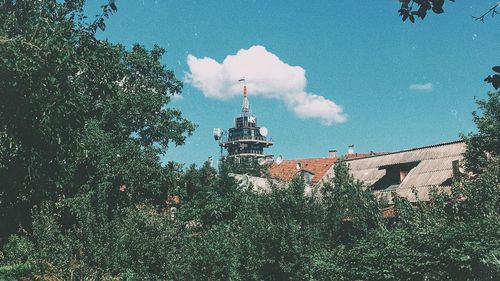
[267,152,384,185]
[268,158,338,184]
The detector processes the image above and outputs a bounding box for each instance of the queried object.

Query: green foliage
[1,153,499,279]
[0,0,195,237]
[391,188,451,228]
[455,157,500,220]
[0,236,33,280]
[462,92,500,174]
[220,156,264,177]
[321,160,383,242]
[1,1,499,280]
[309,218,500,280]
[247,178,324,280]
[458,91,500,221]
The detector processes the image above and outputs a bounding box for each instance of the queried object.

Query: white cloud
[409,82,433,91]
[185,45,346,125]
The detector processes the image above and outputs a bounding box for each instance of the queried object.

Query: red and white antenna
[239,78,249,114]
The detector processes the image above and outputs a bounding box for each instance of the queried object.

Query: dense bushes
[1,1,499,280]
[1,156,499,280]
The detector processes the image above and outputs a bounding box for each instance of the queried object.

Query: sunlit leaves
[462,92,500,174]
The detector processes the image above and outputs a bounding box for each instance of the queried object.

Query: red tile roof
[267,153,385,185]
[268,158,338,184]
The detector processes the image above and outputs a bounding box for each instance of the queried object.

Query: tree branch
[472,3,500,23]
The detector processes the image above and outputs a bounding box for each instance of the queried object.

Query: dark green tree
[321,160,383,243]
[457,92,500,221]
[0,0,195,238]
[220,156,265,177]
[461,92,500,174]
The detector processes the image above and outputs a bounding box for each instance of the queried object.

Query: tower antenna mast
[238,78,249,116]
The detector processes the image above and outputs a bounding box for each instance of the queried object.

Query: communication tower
[213,81,273,158]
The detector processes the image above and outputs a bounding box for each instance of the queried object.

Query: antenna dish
[213,128,222,140]
[276,155,283,165]
[257,158,267,166]
[259,127,268,137]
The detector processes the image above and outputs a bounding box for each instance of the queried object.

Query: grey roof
[323,140,466,202]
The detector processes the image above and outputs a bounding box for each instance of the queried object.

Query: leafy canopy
[0,0,195,237]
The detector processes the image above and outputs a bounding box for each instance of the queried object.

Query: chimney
[452,160,460,179]
[328,149,337,158]
[348,144,354,155]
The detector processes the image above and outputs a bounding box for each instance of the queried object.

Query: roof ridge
[278,157,338,162]
[345,139,464,161]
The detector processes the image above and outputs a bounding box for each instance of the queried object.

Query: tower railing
[227,135,268,142]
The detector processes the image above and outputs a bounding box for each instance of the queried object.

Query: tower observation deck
[214,83,273,158]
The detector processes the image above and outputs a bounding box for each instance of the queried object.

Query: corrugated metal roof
[350,168,385,183]
[344,142,463,169]
[320,140,465,202]
[342,141,465,202]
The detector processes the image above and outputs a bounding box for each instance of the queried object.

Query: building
[268,157,337,186]
[214,83,273,158]
[267,145,386,187]
[336,140,465,203]
[243,141,465,202]
[267,157,338,195]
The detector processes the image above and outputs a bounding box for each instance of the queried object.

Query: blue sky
[86,0,500,166]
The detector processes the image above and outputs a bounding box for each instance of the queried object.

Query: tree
[1,1,499,279]
[219,156,265,177]
[398,1,499,23]
[398,0,454,23]
[458,92,500,221]
[461,92,500,174]
[0,0,195,238]
[321,160,383,243]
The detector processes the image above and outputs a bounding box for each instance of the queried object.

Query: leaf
[491,75,500,90]
[484,74,500,90]
[432,6,444,14]
[110,2,117,12]
[431,0,445,14]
